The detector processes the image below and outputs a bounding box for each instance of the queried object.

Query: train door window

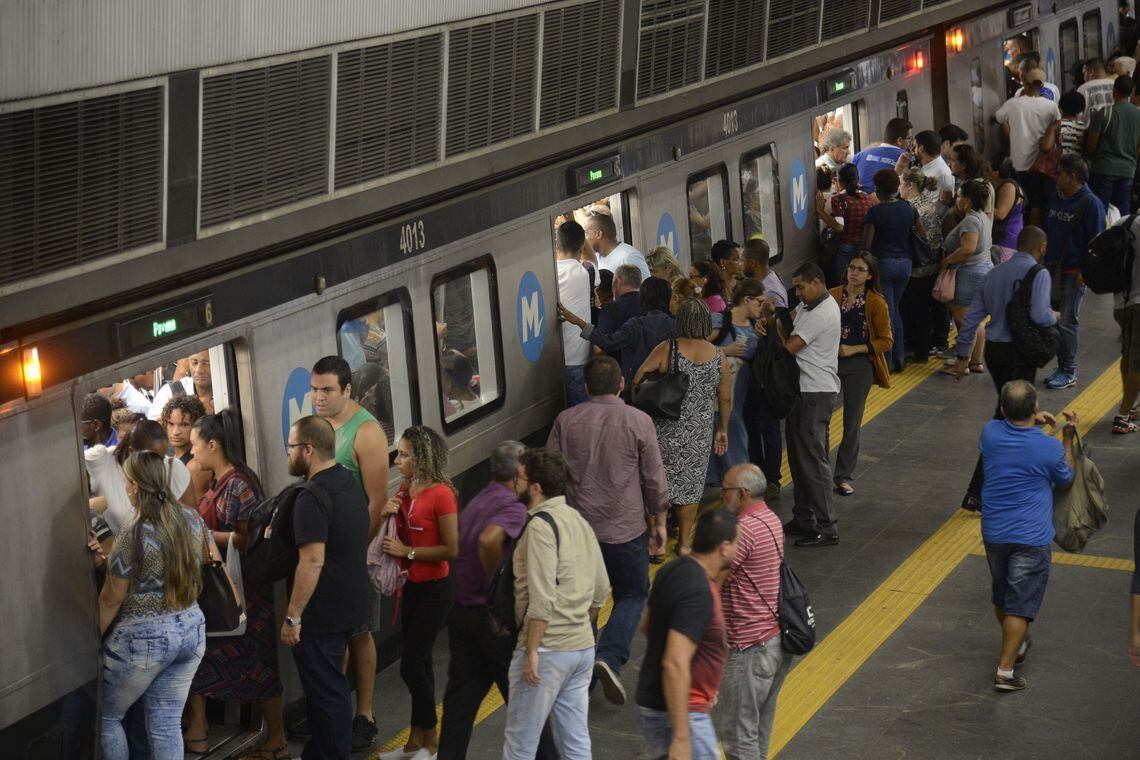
[687,167,729,262]
[739,146,782,263]
[431,256,503,430]
[1083,11,1102,60]
[1059,20,1080,92]
[895,90,909,122]
[336,289,419,451]
[812,105,859,160]
[970,58,986,154]
[1003,30,1038,98]
[556,192,631,248]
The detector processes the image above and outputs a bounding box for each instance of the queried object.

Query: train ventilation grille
[540,0,621,129]
[0,87,163,287]
[705,0,766,78]
[636,0,705,100]
[879,0,923,23]
[200,56,331,229]
[336,34,443,190]
[445,15,539,157]
[766,0,822,60]
[823,0,870,40]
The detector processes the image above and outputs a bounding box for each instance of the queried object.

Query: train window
[812,105,859,157]
[895,90,909,122]
[739,146,783,263]
[687,167,730,262]
[1059,20,1080,92]
[970,58,986,154]
[336,289,420,451]
[431,257,503,430]
[557,193,631,246]
[1083,11,1102,60]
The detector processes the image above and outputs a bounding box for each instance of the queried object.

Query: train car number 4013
[399,220,427,255]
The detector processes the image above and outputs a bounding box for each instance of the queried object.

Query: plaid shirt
[833,191,875,246]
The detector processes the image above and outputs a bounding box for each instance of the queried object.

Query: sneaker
[993,672,1027,691]
[377,749,419,760]
[1015,636,1032,665]
[351,715,378,752]
[410,750,437,760]
[1045,371,1077,390]
[1043,367,1062,384]
[593,661,627,705]
[286,715,312,741]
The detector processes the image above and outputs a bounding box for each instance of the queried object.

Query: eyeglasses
[847,264,870,273]
[285,442,310,454]
[721,484,746,494]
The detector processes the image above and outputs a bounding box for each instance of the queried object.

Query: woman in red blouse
[380,426,459,759]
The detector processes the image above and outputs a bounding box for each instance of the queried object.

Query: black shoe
[287,715,312,741]
[961,493,982,513]
[795,533,839,547]
[351,715,378,752]
[593,661,627,706]
[782,520,813,537]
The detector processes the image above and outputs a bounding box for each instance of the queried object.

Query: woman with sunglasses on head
[829,252,893,496]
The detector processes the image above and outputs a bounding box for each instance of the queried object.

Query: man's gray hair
[615,263,643,290]
[489,440,526,482]
[734,464,767,498]
[825,129,852,149]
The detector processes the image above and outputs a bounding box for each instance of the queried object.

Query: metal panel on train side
[0,390,98,729]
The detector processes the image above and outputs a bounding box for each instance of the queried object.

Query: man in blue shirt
[979,380,1076,691]
[851,118,913,192]
[952,226,1059,511]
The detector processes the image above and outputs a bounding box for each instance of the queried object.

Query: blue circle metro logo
[517,271,546,363]
[790,158,809,230]
[281,367,313,446]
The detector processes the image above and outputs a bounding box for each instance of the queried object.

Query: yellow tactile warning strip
[968,546,1137,573]
[768,359,1124,758]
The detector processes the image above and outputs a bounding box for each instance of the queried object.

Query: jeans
[503,647,594,760]
[636,706,720,760]
[966,341,1038,500]
[878,256,912,369]
[716,637,792,760]
[401,577,454,729]
[834,356,874,485]
[787,392,839,537]
[438,605,558,760]
[100,608,206,760]
[1090,173,1132,215]
[1056,272,1085,375]
[292,630,353,760]
[595,533,650,673]
[564,365,588,407]
[745,386,783,488]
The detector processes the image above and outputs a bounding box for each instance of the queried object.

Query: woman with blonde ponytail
[98,450,212,760]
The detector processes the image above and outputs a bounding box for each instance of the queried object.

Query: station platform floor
[282,292,1139,760]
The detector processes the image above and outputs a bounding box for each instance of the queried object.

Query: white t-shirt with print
[791,297,841,394]
[1078,78,1116,120]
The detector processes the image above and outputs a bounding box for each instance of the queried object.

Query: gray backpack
[1052,431,1108,552]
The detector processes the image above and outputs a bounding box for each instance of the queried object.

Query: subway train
[0,0,1120,754]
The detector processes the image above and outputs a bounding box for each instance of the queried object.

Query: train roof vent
[705,0,766,78]
[540,0,621,129]
[445,15,539,157]
[766,0,821,60]
[200,56,331,229]
[0,87,164,287]
[822,0,870,40]
[636,0,706,100]
[335,34,443,190]
[921,0,953,8]
[878,0,922,23]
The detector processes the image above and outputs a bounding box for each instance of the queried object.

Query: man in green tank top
[310,356,390,751]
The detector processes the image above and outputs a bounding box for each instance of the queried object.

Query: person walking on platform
[977,381,1075,691]
[952,227,1059,511]
[547,355,670,704]
[1111,215,1140,434]
[742,238,788,497]
[635,509,739,760]
[776,263,842,547]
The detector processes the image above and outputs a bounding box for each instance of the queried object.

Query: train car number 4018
[399,220,427,255]
[723,109,739,137]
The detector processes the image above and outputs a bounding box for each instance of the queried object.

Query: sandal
[184,736,210,756]
[649,554,666,564]
[938,364,966,376]
[1112,414,1138,434]
[240,744,290,760]
[969,363,985,374]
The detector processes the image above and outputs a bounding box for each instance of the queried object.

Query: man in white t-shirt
[915,129,955,207]
[556,220,593,407]
[1079,58,1116,122]
[997,69,1061,222]
[773,263,841,548]
[146,350,215,420]
[584,212,650,281]
[1013,55,1060,101]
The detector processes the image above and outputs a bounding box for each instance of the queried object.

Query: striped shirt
[1059,119,1087,157]
[721,502,783,649]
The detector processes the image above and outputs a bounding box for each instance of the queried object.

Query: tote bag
[931,267,957,304]
[197,517,246,636]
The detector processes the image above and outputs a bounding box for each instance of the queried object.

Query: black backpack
[1082,212,1138,296]
[243,480,332,584]
[1006,264,1060,368]
[487,511,559,639]
[746,517,816,656]
[749,316,800,419]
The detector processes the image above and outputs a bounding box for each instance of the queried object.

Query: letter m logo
[520,292,543,343]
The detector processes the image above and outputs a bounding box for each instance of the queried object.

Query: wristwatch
[406,548,416,561]
[285,615,302,628]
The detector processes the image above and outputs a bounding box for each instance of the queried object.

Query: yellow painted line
[769,359,1123,757]
[968,546,1136,573]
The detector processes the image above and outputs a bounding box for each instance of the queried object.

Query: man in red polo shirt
[717,463,791,760]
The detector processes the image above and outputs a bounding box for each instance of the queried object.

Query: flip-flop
[938,364,966,376]
[649,554,666,564]
[834,483,854,496]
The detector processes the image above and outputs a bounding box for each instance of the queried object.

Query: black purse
[196,518,245,635]
[634,338,691,420]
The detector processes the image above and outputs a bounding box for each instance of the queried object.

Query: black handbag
[633,338,691,420]
[196,518,245,635]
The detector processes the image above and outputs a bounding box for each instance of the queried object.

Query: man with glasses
[715,464,790,760]
[283,415,370,760]
[850,118,913,192]
[815,129,852,173]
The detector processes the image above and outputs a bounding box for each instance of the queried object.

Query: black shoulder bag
[737,516,816,655]
[633,338,691,420]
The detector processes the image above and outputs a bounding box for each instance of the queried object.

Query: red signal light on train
[946,29,965,53]
[913,51,925,70]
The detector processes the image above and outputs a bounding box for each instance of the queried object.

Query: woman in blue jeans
[862,169,926,371]
[97,450,213,760]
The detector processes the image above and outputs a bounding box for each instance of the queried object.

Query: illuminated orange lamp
[22,346,42,398]
[914,51,926,69]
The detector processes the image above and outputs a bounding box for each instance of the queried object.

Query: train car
[0,0,1118,755]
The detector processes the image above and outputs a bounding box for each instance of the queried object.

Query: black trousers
[966,341,1038,499]
[293,631,352,760]
[401,577,454,729]
[437,605,559,760]
[901,272,937,356]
